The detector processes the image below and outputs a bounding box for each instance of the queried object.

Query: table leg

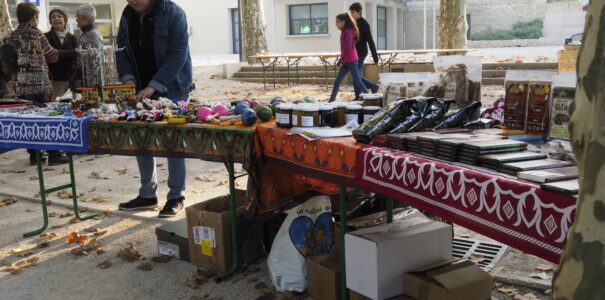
[260,60,267,90]
[319,57,330,91]
[215,155,239,282]
[67,153,97,221]
[339,186,349,300]
[24,150,49,238]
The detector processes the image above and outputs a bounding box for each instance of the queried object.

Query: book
[500,159,575,173]
[517,166,578,183]
[462,139,528,150]
[541,179,579,195]
[480,152,548,166]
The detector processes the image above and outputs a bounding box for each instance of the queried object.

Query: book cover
[518,166,579,183]
[541,179,579,195]
[500,159,575,172]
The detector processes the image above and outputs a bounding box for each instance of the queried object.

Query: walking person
[10,2,68,165]
[116,0,194,217]
[328,13,370,103]
[75,4,104,49]
[349,2,379,99]
[45,9,78,100]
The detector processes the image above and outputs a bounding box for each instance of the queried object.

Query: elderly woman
[76,4,104,49]
[10,3,68,165]
[45,8,78,100]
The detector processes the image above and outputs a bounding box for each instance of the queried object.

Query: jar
[276,104,293,128]
[351,101,363,106]
[319,104,333,127]
[361,93,383,107]
[362,106,381,123]
[333,102,347,127]
[301,106,319,127]
[292,105,302,127]
[346,104,363,124]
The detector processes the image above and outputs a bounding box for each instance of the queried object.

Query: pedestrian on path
[328,13,372,103]
[116,0,194,217]
[349,2,380,99]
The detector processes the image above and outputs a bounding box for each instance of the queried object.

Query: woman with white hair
[76,4,103,49]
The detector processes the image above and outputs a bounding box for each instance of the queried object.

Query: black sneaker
[119,196,158,211]
[48,152,69,166]
[29,151,47,166]
[158,197,185,218]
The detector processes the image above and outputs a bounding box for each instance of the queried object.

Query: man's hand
[137,87,156,101]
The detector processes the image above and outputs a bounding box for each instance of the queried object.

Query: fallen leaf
[216,181,228,186]
[51,224,65,229]
[88,196,109,203]
[118,244,142,262]
[0,202,7,208]
[65,232,88,244]
[37,242,49,248]
[115,167,128,175]
[69,217,80,224]
[88,187,96,193]
[39,232,58,240]
[42,168,55,171]
[184,276,207,289]
[235,181,241,188]
[196,268,217,278]
[97,260,112,269]
[48,212,58,217]
[96,248,106,255]
[30,176,38,180]
[1,169,25,174]
[228,272,247,283]
[25,209,34,212]
[46,200,53,205]
[88,171,109,180]
[458,233,470,238]
[10,247,36,257]
[529,272,551,280]
[151,255,173,263]
[137,262,153,271]
[2,197,17,205]
[57,190,71,199]
[195,175,214,182]
[60,212,74,218]
[535,263,555,271]
[71,247,88,256]
[93,230,108,237]
[514,293,538,300]
[498,286,518,296]
[9,268,23,275]
[79,208,87,213]
[85,157,95,161]
[84,227,98,233]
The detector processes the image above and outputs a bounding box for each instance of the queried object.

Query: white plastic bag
[267,195,334,292]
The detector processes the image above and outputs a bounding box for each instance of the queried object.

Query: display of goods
[271,96,284,104]
[352,99,417,144]
[526,83,551,135]
[212,104,230,117]
[271,99,286,116]
[549,87,575,140]
[387,98,438,134]
[504,81,529,131]
[433,101,482,130]
[255,105,273,122]
[406,99,455,132]
[241,108,258,126]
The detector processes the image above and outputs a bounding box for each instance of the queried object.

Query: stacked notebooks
[459,139,528,165]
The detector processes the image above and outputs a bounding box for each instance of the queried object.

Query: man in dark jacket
[116,0,193,217]
[349,2,379,99]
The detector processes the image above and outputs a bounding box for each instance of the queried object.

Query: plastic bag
[353,98,417,143]
[387,97,437,134]
[379,72,438,105]
[429,56,482,105]
[434,101,482,130]
[267,195,334,292]
[549,72,576,140]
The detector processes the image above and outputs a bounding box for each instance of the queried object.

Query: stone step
[482,78,505,86]
[232,71,336,79]
[481,63,558,70]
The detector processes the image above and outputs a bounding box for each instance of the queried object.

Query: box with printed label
[155,219,190,262]
[345,218,452,300]
[186,190,246,273]
[403,259,492,300]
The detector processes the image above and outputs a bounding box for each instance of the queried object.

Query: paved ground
[0,64,556,299]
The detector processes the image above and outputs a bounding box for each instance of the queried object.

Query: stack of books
[479,152,548,170]
[499,159,575,176]
[458,140,529,165]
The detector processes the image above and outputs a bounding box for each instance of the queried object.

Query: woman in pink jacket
[329,13,372,102]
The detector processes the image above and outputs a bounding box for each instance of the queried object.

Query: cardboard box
[350,290,415,300]
[345,218,452,300]
[347,208,427,230]
[155,219,190,262]
[307,252,341,300]
[403,260,492,300]
[186,190,246,273]
[558,45,580,72]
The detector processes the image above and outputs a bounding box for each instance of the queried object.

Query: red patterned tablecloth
[245,124,360,219]
[355,146,577,263]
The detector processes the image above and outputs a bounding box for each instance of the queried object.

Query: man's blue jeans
[354,55,377,99]
[137,156,186,200]
[329,61,370,102]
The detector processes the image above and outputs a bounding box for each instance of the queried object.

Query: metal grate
[452,237,509,271]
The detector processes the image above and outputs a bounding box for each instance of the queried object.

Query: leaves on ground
[195,175,215,182]
[535,263,555,271]
[60,212,74,218]
[30,175,38,180]
[0,169,26,174]
[25,209,34,212]
[114,167,128,175]
[118,244,142,262]
[88,187,97,193]
[71,238,102,256]
[39,232,58,240]
[497,286,518,297]
[65,232,89,244]
[4,256,39,275]
[514,293,538,300]
[1,197,18,206]
[88,171,109,180]
[87,196,109,203]
[196,268,217,279]
[84,227,98,233]
[9,247,36,257]
[216,181,228,186]
[151,255,173,263]
[469,253,486,263]
[57,190,71,199]
[97,260,112,269]
[69,217,81,224]
[137,262,153,271]
[48,212,58,217]
[93,230,108,237]
[37,242,49,248]
[156,163,164,167]
[529,271,551,280]
[184,275,207,289]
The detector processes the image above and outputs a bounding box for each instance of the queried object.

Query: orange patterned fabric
[245,124,361,219]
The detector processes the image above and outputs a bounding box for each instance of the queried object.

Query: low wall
[468,39,541,48]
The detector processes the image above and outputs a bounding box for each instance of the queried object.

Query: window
[289,3,328,35]
[7,0,18,30]
[377,6,387,50]
[231,8,240,54]
[48,2,114,44]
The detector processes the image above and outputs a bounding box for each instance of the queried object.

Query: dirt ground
[0,65,553,300]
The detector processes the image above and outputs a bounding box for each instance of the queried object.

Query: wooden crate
[558,46,580,72]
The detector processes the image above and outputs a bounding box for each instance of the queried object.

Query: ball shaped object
[303,96,315,103]
[256,106,273,122]
[270,96,283,104]
[250,100,260,108]
[235,103,250,115]
[196,107,214,121]
[241,108,257,126]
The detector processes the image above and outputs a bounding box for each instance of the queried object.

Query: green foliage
[471,19,543,40]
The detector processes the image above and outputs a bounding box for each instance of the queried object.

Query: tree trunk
[552,1,605,299]
[0,0,12,40]
[436,0,467,50]
[240,0,268,64]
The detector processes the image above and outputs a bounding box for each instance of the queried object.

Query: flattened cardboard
[186,190,246,273]
[307,252,341,300]
[345,218,452,300]
[403,260,492,300]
